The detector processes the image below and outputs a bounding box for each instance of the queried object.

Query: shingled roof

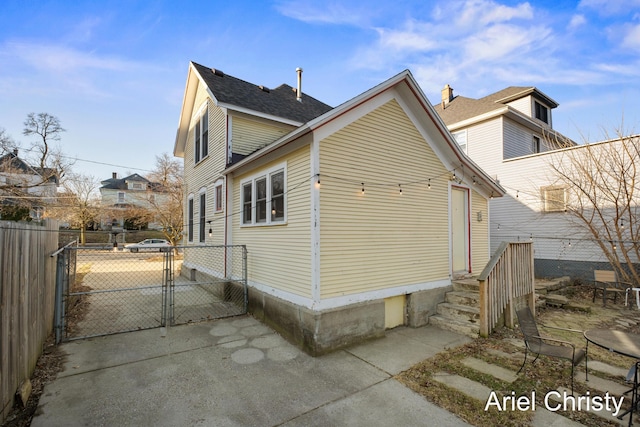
[191,62,333,124]
[433,86,558,126]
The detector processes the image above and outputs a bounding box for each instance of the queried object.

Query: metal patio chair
[515,306,587,393]
[592,269,631,306]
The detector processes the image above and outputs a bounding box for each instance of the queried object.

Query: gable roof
[191,62,333,124]
[433,86,558,127]
[225,70,505,199]
[0,150,58,184]
[100,173,153,190]
[175,62,333,156]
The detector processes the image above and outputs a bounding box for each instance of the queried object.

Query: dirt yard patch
[397,285,640,427]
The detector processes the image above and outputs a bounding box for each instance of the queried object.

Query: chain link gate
[54,244,247,342]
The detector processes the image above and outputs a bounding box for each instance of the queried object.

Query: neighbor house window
[452,130,467,154]
[199,192,206,242]
[132,183,142,189]
[194,106,209,164]
[532,136,541,154]
[241,165,286,226]
[534,101,549,124]
[541,186,566,212]
[188,196,194,242]
[117,192,125,203]
[215,184,223,212]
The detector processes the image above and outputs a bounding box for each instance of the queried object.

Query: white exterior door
[451,187,469,273]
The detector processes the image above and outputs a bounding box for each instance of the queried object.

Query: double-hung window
[541,186,566,213]
[534,101,549,124]
[452,130,467,154]
[194,106,209,164]
[241,165,286,226]
[188,196,194,242]
[117,192,125,203]
[199,192,206,242]
[215,184,223,212]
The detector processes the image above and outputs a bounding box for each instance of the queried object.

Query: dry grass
[397,285,640,427]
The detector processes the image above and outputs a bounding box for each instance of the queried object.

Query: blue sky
[1,0,639,181]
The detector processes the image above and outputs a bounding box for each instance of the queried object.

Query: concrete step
[451,278,480,292]
[446,291,480,307]
[436,302,480,323]
[429,314,479,338]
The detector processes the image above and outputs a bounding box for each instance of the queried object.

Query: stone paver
[588,360,629,378]
[432,372,492,402]
[461,357,518,383]
[531,408,585,427]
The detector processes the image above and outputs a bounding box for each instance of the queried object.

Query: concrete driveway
[32,316,472,426]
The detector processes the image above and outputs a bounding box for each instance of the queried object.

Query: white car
[125,239,171,253]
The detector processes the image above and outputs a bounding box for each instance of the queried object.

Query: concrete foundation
[248,286,448,356]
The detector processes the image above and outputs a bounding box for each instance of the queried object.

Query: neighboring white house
[433,85,629,280]
[173,62,505,354]
[0,148,58,220]
[99,172,166,230]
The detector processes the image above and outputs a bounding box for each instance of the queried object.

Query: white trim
[247,277,452,311]
[239,162,287,227]
[310,137,321,304]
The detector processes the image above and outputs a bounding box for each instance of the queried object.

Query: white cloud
[578,0,640,15]
[463,24,551,62]
[273,0,372,26]
[376,20,437,52]
[1,41,139,74]
[568,14,587,30]
[456,0,533,27]
[622,24,640,51]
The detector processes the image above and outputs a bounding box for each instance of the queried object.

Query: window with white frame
[534,101,549,124]
[452,130,467,154]
[541,185,566,213]
[215,183,223,212]
[194,106,209,164]
[241,166,286,225]
[188,195,194,242]
[117,192,125,203]
[532,136,541,153]
[199,192,206,242]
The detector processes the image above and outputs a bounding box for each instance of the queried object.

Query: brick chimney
[441,84,454,108]
[112,172,117,179]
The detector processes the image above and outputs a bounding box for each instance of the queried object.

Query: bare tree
[547,127,640,284]
[53,173,100,245]
[0,114,73,219]
[141,153,184,247]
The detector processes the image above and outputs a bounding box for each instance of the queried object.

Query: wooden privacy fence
[477,241,535,337]
[0,220,58,423]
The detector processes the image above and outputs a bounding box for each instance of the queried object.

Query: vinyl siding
[466,118,503,174]
[232,146,313,298]
[318,99,450,298]
[184,81,228,246]
[231,116,294,156]
[503,119,535,159]
[506,96,531,117]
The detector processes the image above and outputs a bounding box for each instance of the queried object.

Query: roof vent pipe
[296,67,303,102]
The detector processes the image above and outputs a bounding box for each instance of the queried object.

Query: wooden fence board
[0,220,58,423]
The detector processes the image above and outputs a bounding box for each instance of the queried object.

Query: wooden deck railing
[477,241,535,337]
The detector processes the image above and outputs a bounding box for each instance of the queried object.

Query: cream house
[99,172,166,230]
[174,62,504,354]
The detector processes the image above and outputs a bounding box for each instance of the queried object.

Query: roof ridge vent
[211,68,224,77]
[258,85,270,93]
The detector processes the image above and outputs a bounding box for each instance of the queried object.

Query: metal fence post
[53,251,66,344]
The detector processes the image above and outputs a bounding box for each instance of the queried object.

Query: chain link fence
[55,245,247,342]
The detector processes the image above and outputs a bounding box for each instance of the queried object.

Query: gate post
[54,251,66,344]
